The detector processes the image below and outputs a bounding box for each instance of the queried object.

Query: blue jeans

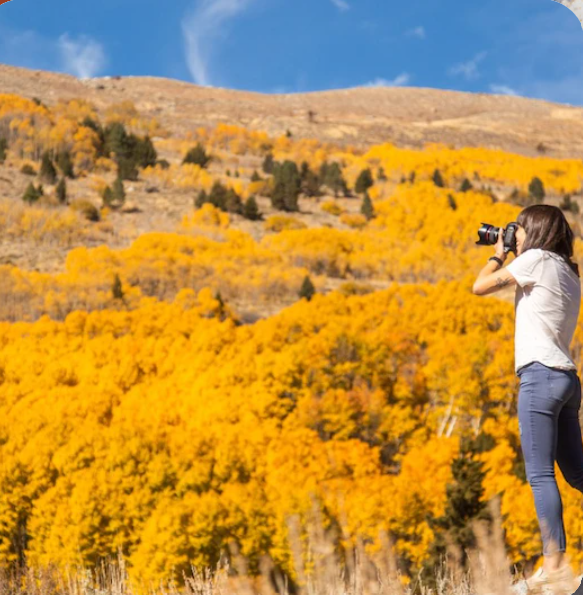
[517,361,583,555]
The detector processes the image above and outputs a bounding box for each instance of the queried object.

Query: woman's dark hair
[517,204,580,278]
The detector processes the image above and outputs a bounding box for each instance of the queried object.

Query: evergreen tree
[251,170,262,182]
[134,135,157,169]
[225,188,243,214]
[112,273,124,300]
[377,167,387,181]
[82,117,106,158]
[117,157,139,181]
[459,177,473,192]
[560,194,580,214]
[272,160,301,211]
[40,151,57,184]
[112,176,126,204]
[432,168,445,188]
[243,195,261,220]
[0,137,7,163]
[182,143,211,168]
[102,185,114,208]
[56,150,75,178]
[360,192,374,220]
[209,181,228,211]
[22,182,42,204]
[408,171,416,184]
[299,275,316,301]
[528,176,545,203]
[420,434,494,592]
[448,193,457,210]
[300,161,321,198]
[56,178,67,204]
[195,189,208,209]
[320,161,349,197]
[355,168,374,194]
[262,153,275,174]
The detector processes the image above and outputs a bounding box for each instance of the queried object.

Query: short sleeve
[505,249,544,288]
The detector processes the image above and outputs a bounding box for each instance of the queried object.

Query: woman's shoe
[526,563,580,595]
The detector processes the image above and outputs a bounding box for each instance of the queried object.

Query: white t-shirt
[505,248,581,374]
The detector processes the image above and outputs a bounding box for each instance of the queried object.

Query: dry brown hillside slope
[2,63,583,158]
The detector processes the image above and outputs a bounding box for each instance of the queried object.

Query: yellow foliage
[264,215,308,232]
[321,200,344,216]
[340,213,368,229]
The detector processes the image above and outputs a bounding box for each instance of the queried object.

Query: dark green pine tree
[420,433,495,592]
[56,178,67,204]
[134,135,158,168]
[459,178,473,192]
[195,189,209,209]
[82,117,106,158]
[0,137,7,163]
[408,171,416,184]
[251,170,262,182]
[320,161,349,197]
[243,195,261,220]
[209,181,228,211]
[40,151,57,184]
[377,166,387,181]
[432,168,445,188]
[355,168,374,194]
[272,160,301,211]
[299,275,316,301]
[56,150,75,178]
[225,188,243,214]
[102,185,114,208]
[448,193,457,210]
[182,143,211,168]
[112,273,124,301]
[361,191,375,220]
[22,182,41,204]
[262,153,275,174]
[300,161,321,198]
[112,176,126,204]
[528,176,545,203]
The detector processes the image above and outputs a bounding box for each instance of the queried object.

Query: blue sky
[0,0,582,105]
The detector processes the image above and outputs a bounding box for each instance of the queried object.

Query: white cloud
[489,84,519,96]
[0,26,106,78]
[364,73,411,87]
[448,50,487,80]
[182,0,257,87]
[58,34,106,79]
[330,0,350,11]
[405,26,425,39]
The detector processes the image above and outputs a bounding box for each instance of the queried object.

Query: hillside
[2,63,583,158]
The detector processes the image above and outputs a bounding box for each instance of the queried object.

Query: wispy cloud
[364,73,411,87]
[58,34,106,79]
[0,25,106,78]
[182,0,257,87]
[330,0,350,11]
[489,84,519,96]
[405,25,425,39]
[448,50,487,81]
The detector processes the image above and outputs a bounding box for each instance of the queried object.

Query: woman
[473,204,582,594]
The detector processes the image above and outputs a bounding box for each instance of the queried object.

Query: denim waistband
[517,361,577,376]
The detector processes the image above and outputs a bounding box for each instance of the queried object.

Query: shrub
[70,199,100,221]
[21,164,36,176]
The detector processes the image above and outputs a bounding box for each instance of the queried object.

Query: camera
[475,222,518,255]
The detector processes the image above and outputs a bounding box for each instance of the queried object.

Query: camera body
[476,222,518,255]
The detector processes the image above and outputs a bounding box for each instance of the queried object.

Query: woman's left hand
[495,228,507,261]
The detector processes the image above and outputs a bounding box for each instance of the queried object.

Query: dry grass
[0,494,547,595]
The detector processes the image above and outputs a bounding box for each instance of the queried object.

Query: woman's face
[516,224,526,255]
